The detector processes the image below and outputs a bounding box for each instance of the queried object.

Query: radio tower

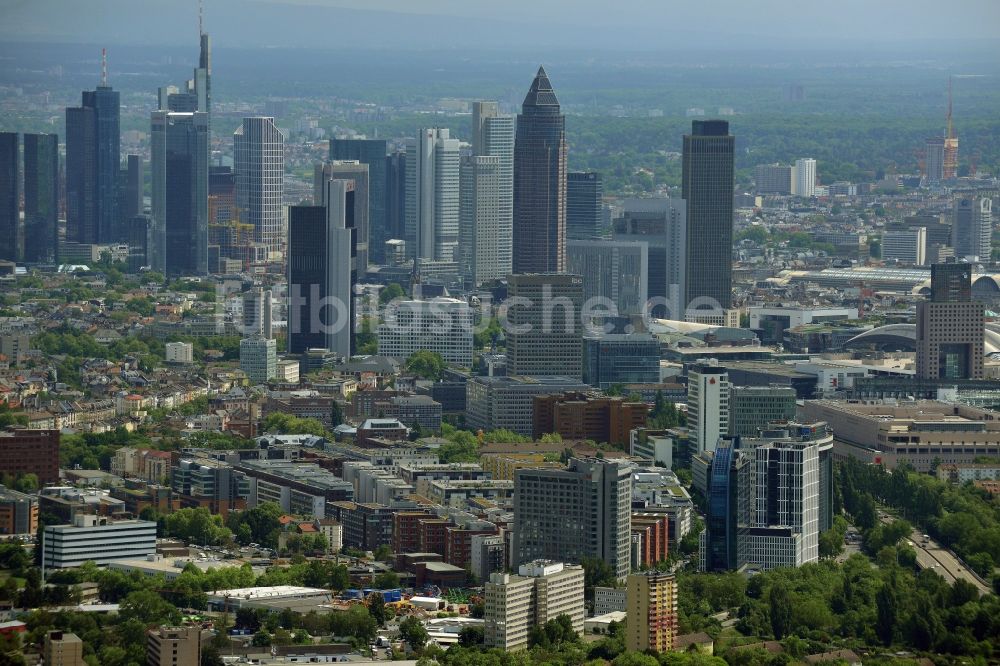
[943,77,959,179]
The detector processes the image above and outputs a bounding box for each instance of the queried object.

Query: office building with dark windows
[682,120,734,311]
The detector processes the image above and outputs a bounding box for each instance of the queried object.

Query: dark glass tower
[150,111,209,275]
[567,171,603,240]
[706,441,743,571]
[386,150,407,246]
[331,138,386,264]
[23,134,60,263]
[66,84,119,244]
[287,182,357,358]
[513,66,567,274]
[0,133,19,262]
[682,120,734,310]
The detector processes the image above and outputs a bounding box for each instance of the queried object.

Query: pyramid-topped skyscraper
[513,66,567,274]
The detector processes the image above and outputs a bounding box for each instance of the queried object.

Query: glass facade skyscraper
[331,138,386,264]
[66,85,119,244]
[567,171,603,240]
[0,133,19,262]
[23,133,60,263]
[513,67,567,274]
[682,120,734,310]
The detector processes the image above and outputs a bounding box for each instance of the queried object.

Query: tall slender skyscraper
[23,134,60,263]
[150,111,209,275]
[794,158,817,197]
[287,179,356,358]
[331,138,386,264]
[682,120,734,310]
[386,150,407,246]
[566,172,603,240]
[468,101,514,279]
[513,67,567,274]
[235,117,285,257]
[951,194,992,261]
[459,154,504,285]
[66,79,120,244]
[315,160,369,271]
[405,129,460,262]
[0,133,19,262]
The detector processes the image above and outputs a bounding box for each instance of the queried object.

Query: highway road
[878,512,991,595]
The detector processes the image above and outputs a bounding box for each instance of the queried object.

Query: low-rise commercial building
[42,515,157,569]
[800,399,1000,471]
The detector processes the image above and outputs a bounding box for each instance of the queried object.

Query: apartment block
[485,561,585,651]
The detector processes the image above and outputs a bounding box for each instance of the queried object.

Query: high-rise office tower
[0,133,20,262]
[66,79,120,244]
[150,111,209,275]
[386,150,407,246]
[127,216,149,273]
[681,120,734,311]
[242,287,273,339]
[702,441,745,572]
[916,262,984,381]
[951,194,992,261]
[122,155,143,219]
[331,138,386,264]
[315,160,369,271]
[159,30,211,118]
[794,158,817,197]
[738,438,820,569]
[23,133,60,263]
[405,129,460,261]
[459,154,505,285]
[234,117,284,257]
[472,102,514,270]
[287,179,356,358]
[513,67,567,274]
[567,172,603,240]
[514,458,633,581]
[506,273,584,379]
[625,572,678,653]
[567,239,648,317]
[612,198,687,319]
[925,137,945,184]
[687,364,730,454]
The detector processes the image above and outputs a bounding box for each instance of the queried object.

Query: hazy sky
[1,0,999,50]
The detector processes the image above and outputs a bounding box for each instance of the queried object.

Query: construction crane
[943,77,959,179]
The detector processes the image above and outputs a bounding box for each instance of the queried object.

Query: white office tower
[377,296,474,367]
[687,363,729,454]
[739,440,820,570]
[484,561,585,651]
[468,102,514,280]
[242,287,273,338]
[323,179,356,360]
[405,129,461,261]
[881,227,927,265]
[952,194,993,262]
[234,117,285,256]
[460,155,504,285]
[794,158,817,197]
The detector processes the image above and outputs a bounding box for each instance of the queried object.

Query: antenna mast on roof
[101,48,107,86]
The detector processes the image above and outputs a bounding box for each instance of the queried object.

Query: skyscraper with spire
[66,49,120,244]
[513,67,567,274]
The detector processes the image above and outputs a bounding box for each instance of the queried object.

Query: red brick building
[631,513,670,567]
[532,392,648,445]
[0,429,59,484]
